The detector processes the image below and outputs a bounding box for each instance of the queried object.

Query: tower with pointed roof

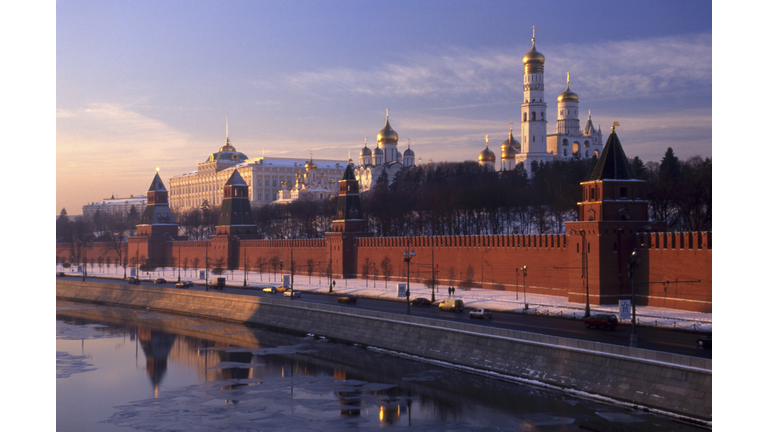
[564,125,665,306]
[327,160,372,280]
[215,170,256,236]
[137,172,178,238]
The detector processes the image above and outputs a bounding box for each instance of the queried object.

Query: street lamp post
[571,229,591,318]
[522,265,527,310]
[431,245,436,303]
[177,241,181,283]
[629,249,640,348]
[515,268,519,300]
[404,250,416,315]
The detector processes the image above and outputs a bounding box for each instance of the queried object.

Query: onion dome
[374,147,384,156]
[360,138,372,156]
[501,123,520,159]
[558,72,579,102]
[479,136,496,163]
[403,144,414,156]
[523,28,545,74]
[305,154,317,170]
[377,110,399,144]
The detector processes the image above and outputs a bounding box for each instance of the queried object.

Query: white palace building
[168,125,347,211]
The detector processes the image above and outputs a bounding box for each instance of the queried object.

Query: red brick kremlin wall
[56,231,712,312]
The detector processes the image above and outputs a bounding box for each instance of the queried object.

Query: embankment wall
[56,280,712,422]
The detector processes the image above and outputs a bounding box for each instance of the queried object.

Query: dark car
[127,277,140,285]
[697,334,712,348]
[338,295,357,304]
[584,314,618,330]
[154,278,166,284]
[410,297,432,307]
[175,281,192,288]
[56,272,66,277]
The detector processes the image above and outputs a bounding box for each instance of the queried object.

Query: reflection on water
[56,301,707,432]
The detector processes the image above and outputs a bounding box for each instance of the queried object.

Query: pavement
[59,266,713,332]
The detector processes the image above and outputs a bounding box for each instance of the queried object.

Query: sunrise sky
[50,0,713,215]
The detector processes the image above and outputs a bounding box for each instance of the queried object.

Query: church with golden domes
[479,28,603,175]
[355,110,416,192]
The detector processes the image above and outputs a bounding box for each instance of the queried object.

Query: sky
[50,0,714,215]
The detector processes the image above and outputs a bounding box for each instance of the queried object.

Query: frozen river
[56,300,709,431]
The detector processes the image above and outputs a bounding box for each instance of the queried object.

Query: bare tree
[306,258,316,284]
[361,257,371,287]
[256,257,267,281]
[460,264,475,289]
[380,256,393,289]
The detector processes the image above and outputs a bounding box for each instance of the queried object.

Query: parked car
[697,334,712,348]
[263,286,278,294]
[276,286,288,292]
[338,295,357,304]
[469,308,492,320]
[56,272,66,277]
[154,278,166,284]
[409,297,431,307]
[584,314,618,330]
[284,290,301,298]
[127,277,140,285]
[175,281,192,288]
[438,299,464,312]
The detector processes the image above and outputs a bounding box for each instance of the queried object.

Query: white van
[438,299,464,312]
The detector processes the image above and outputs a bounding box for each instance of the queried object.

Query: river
[56,300,708,431]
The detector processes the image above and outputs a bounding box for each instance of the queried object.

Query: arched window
[584,140,590,147]
[562,139,568,146]
[564,149,568,156]
[541,112,545,121]
[531,112,537,121]
[523,113,527,122]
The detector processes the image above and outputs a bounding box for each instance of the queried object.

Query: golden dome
[377,110,399,144]
[558,72,578,102]
[479,136,496,163]
[523,28,545,74]
[305,155,317,170]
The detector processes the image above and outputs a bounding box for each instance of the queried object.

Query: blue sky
[51,0,712,214]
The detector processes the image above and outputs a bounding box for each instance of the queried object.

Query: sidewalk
[61,266,713,332]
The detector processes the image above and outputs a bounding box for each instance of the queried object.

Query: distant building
[82,194,147,220]
[168,122,347,210]
[276,155,337,204]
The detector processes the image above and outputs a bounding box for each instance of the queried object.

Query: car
[338,295,357,304]
[469,308,493,320]
[284,290,301,298]
[153,278,166,284]
[697,334,712,348]
[127,277,140,285]
[438,299,465,312]
[276,286,288,292]
[56,272,66,277]
[175,281,192,288]
[409,297,431,307]
[263,286,278,294]
[584,314,618,330]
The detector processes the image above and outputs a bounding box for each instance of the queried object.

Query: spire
[566,71,570,90]
[531,26,536,47]
[588,123,635,181]
[485,134,489,148]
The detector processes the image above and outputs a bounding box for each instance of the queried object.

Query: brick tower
[565,124,664,306]
[215,170,256,236]
[131,172,179,271]
[327,161,372,280]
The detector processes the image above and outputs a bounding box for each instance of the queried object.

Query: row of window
[523,112,545,122]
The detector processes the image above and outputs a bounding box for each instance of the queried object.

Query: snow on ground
[60,266,712,332]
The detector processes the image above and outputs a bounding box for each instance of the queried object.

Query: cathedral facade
[354,110,416,192]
